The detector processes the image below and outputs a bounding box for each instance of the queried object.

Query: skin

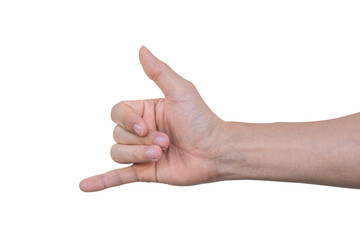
[79,46,360,192]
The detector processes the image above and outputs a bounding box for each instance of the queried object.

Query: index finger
[111,101,148,136]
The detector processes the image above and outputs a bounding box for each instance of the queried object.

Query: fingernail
[145,148,158,160]
[133,124,143,136]
[154,136,167,148]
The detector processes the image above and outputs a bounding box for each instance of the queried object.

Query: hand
[79,46,360,191]
[80,46,227,192]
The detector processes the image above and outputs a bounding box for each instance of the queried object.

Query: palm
[136,90,222,185]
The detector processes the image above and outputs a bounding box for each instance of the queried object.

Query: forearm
[221,113,360,188]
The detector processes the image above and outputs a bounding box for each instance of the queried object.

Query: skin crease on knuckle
[110,144,119,163]
[113,126,122,143]
[110,102,121,123]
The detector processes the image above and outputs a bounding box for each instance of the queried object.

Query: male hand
[80,46,227,192]
[80,46,360,191]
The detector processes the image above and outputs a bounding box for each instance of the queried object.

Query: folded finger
[111,144,163,163]
[111,101,148,136]
[113,126,169,149]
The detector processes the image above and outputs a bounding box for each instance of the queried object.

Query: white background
[0,1,359,239]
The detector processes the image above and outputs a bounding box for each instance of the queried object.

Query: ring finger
[110,144,163,164]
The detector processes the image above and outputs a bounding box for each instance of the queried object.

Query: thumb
[139,46,190,96]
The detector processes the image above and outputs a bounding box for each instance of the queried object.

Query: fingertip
[133,123,148,137]
[139,45,149,64]
[139,45,164,82]
[139,45,145,54]
[145,145,162,161]
[79,176,105,192]
[156,145,164,158]
[139,45,152,58]
[154,134,170,149]
[133,123,143,136]
[79,179,90,192]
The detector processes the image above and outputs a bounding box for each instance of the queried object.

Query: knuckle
[184,79,196,89]
[110,104,119,121]
[110,144,119,162]
[113,126,119,142]
[150,67,164,82]
[113,126,122,143]
[110,101,126,121]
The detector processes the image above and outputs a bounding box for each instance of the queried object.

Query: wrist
[215,121,258,181]
[217,121,288,182]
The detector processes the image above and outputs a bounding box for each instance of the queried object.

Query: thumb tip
[139,45,146,54]
[139,45,150,65]
[139,45,163,80]
[139,45,152,59]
